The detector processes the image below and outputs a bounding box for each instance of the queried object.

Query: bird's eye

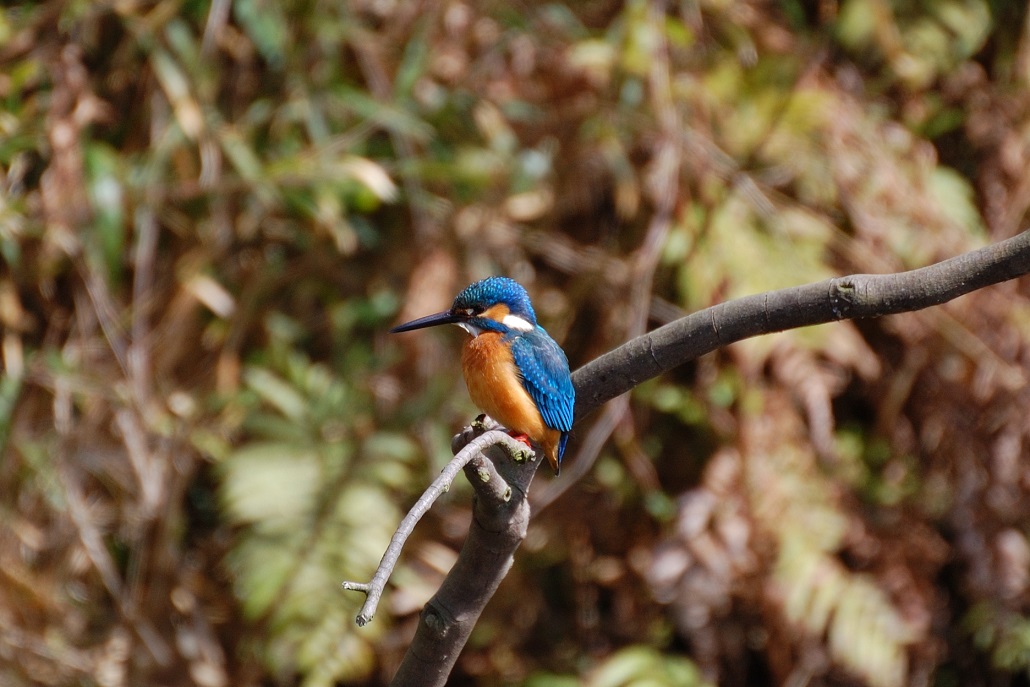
[464,308,476,317]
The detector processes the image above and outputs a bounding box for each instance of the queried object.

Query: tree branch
[573,230,1030,420]
[387,425,541,686]
[342,428,534,626]
[369,230,1030,686]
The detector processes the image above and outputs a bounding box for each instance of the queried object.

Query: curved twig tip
[339,427,528,625]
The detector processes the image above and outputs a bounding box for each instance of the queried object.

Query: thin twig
[342,429,532,625]
[58,465,173,666]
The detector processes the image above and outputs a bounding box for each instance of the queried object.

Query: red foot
[508,431,533,448]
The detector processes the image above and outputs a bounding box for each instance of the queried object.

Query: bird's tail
[545,432,570,476]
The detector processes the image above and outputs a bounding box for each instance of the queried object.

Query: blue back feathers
[511,331,575,434]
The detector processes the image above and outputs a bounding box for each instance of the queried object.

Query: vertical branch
[389,433,540,687]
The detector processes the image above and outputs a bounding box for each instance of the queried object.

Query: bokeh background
[3,1,1030,685]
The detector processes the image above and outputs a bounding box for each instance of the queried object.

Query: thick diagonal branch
[573,230,1030,420]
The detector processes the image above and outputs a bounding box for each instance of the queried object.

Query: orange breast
[463,333,560,451]
[462,333,545,438]
[461,333,563,472]
[463,331,568,473]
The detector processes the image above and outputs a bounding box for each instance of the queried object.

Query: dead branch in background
[363,229,1030,687]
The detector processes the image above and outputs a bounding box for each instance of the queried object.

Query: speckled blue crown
[453,277,537,324]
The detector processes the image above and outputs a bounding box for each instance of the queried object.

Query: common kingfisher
[392,277,575,474]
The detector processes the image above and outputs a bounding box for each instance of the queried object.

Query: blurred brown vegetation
[2,0,1030,686]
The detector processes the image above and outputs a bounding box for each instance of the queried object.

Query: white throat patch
[501,314,534,332]
[457,322,484,336]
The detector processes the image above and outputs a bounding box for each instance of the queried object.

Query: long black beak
[390,310,463,333]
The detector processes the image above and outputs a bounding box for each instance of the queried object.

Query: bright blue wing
[510,328,575,443]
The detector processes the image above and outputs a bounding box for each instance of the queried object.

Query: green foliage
[0,372,21,452]
[528,646,712,687]
[83,143,126,285]
[771,490,916,687]
[215,320,416,684]
[2,0,1029,685]
[586,646,711,687]
[837,0,992,89]
[966,603,1030,672]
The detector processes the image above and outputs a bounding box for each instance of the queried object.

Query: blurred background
[3,0,1030,685]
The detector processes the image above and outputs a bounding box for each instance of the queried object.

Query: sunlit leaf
[84,143,125,284]
[585,646,711,687]
[243,366,308,422]
[928,166,986,238]
[220,443,321,528]
[234,0,289,68]
[150,48,204,139]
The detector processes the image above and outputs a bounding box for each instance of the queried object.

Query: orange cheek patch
[480,303,510,323]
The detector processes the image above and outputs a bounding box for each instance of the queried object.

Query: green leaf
[219,442,321,528]
[234,0,289,68]
[230,536,301,617]
[243,366,309,421]
[586,646,710,687]
[84,143,125,285]
[928,166,985,238]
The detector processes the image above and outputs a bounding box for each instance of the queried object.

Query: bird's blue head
[452,277,537,328]
[391,276,539,336]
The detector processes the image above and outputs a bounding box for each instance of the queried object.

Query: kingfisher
[391,277,575,475]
